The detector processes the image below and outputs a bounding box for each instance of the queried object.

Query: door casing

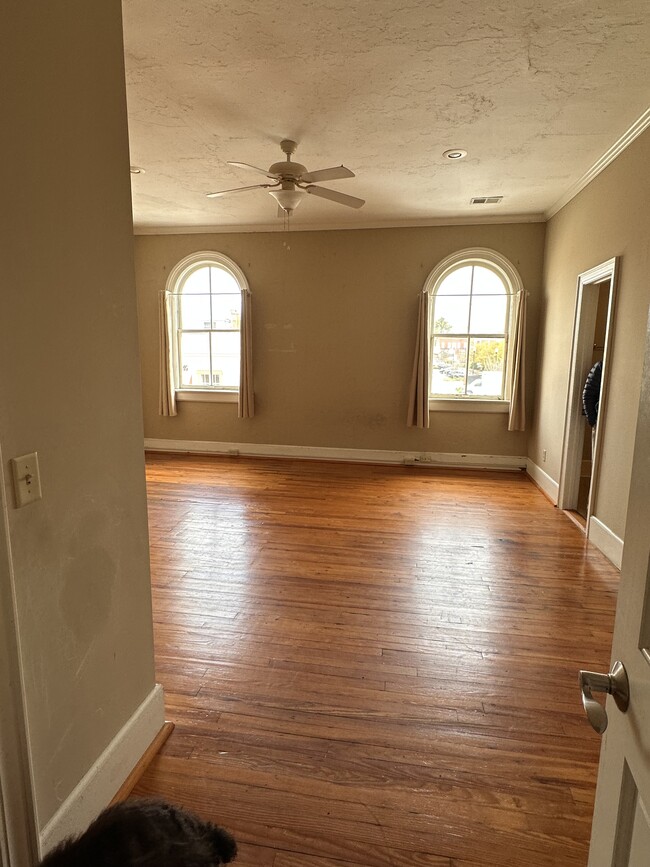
[558,258,618,527]
[0,445,38,867]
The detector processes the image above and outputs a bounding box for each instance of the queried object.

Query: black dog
[39,799,237,867]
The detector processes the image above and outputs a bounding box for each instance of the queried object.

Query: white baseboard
[588,516,624,569]
[144,438,527,471]
[525,459,559,504]
[39,684,165,856]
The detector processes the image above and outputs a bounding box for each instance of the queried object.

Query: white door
[586,314,650,864]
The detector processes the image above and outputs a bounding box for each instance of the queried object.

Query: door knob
[579,660,629,734]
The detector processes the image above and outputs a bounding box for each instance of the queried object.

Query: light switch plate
[10,452,42,508]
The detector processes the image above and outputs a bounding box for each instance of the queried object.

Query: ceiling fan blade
[305,185,365,209]
[227,161,280,179]
[206,183,276,198]
[301,165,355,183]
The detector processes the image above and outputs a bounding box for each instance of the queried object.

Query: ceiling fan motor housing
[269,160,307,179]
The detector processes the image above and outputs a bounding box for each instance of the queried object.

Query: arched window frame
[165,251,250,404]
[424,248,524,407]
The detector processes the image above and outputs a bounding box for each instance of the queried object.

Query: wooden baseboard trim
[40,685,165,855]
[526,472,555,505]
[525,459,559,505]
[144,438,527,471]
[109,721,175,805]
[588,516,624,569]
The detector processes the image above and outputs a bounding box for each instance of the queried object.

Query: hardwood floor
[133,453,619,866]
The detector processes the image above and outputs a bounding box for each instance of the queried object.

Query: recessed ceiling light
[130,166,146,174]
[443,149,467,161]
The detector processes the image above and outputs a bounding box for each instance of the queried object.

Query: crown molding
[133,213,546,236]
[546,106,650,219]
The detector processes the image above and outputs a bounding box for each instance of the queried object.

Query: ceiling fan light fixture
[269,187,305,212]
[443,149,467,161]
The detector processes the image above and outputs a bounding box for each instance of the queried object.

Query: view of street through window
[176,266,241,388]
[430,264,508,398]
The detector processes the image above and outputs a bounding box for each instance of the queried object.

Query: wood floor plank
[132,454,618,866]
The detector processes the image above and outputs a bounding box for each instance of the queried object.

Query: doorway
[0,449,38,867]
[558,258,618,530]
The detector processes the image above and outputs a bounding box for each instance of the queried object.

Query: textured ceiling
[123,0,650,231]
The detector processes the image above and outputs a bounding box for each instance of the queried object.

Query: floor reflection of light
[161,496,255,573]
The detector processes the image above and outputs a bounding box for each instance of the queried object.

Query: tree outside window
[430,263,510,398]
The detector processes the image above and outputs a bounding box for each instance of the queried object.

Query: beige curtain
[407,290,430,428]
[158,291,177,417]
[238,289,254,418]
[508,289,527,431]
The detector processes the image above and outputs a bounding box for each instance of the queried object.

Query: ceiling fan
[207,139,365,215]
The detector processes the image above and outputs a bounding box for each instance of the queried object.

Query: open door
[584,309,650,864]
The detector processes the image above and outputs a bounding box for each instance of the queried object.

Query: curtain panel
[238,289,254,419]
[158,291,177,417]
[507,289,527,432]
[407,290,430,429]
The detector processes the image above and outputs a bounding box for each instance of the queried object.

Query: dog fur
[39,799,237,867]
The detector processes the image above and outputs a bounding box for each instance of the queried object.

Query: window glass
[468,338,505,396]
[469,294,507,334]
[431,337,468,396]
[436,265,473,296]
[180,294,211,330]
[210,293,241,330]
[182,268,210,294]
[431,262,510,399]
[210,332,240,388]
[180,332,210,387]
[471,266,505,295]
[433,295,470,334]
[173,258,244,391]
[210,267,240,293]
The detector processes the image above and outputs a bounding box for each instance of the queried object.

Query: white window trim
[165,251,250,402]
[175,390,238,404]
[424,247,524,406]
[428,398,509,413]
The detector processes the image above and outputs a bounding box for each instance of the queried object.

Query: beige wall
[2,0,156,830]
[136,223,545,456]
[530,129,650,539]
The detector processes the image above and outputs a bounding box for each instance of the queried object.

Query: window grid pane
[208,268,213,384]
[211,331,240,388]
[174,263,242,391]
[179,331,210,387]
[430,263,510,398]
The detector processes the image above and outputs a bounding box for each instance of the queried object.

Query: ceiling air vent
[471,196,503,205]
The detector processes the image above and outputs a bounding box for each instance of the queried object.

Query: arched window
[160,251,253,417]
[424,249,523,401]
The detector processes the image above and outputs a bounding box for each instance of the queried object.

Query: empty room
[2,2,650,867]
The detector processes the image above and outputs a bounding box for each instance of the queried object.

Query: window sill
[429,398,509,413]
[176,390,238,404]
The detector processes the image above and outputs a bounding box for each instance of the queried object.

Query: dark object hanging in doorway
[582,361,602,427]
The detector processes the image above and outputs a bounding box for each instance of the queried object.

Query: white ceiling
[123,0,650,232]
